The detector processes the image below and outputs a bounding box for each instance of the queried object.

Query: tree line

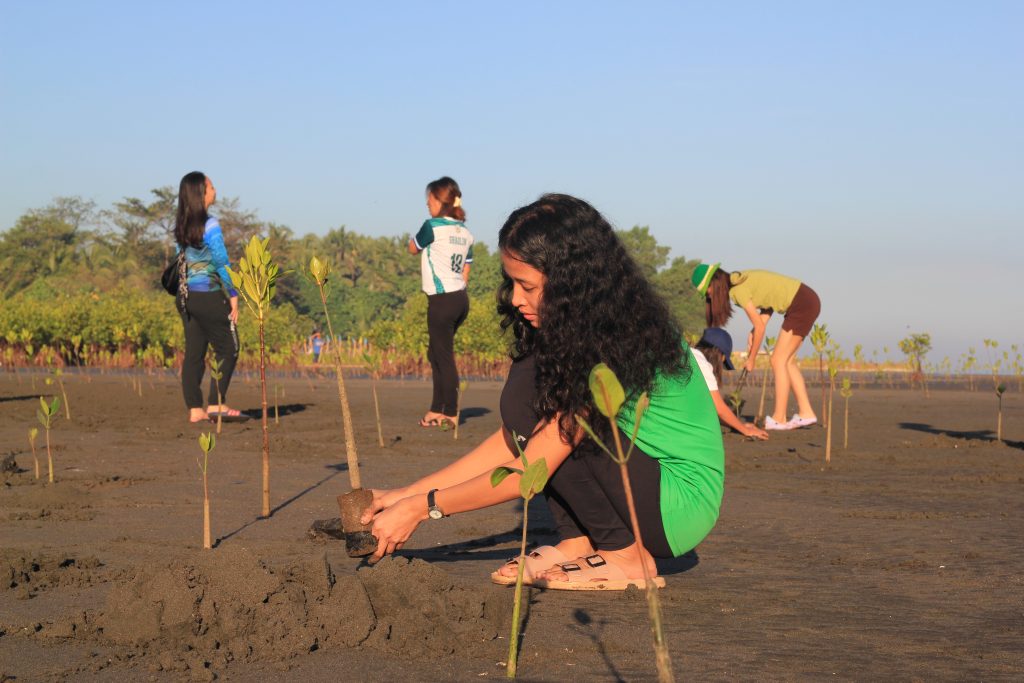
[0,189,705,364]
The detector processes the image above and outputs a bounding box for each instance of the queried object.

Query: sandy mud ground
[1,369,1022,681]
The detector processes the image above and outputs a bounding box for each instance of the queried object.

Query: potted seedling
[362,351,385,447]
[810,324,830,427]
[306,255,371,556]
[37,396,61,484]
[28,427,40,480]
[577,364,674,682]
[197,432,215,549]
[490,433,549,679]
[453,379,468,441]
[228,235,283,519]
[840,377,853,449]
[756,336,776,426]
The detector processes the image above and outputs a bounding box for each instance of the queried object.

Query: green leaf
[199,432,215,453]
[39,396,47,412]
[490,465,522,487]
[519,458,549,499]
[50,396,61,414]
[509,430,528,466]
[37,409,47,427]
[589,363,625,418]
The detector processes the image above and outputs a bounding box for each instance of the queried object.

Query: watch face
[429,508,444,520]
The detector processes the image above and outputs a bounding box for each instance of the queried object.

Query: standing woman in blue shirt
[174,171,243,423]
[408,177,475,428]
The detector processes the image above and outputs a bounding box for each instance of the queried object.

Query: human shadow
[0,395,38,403]
[241,403,310,419]
[403,526,558,564]
[457,406,491,423]
[216,461,348,546]
[900,422,1024,450]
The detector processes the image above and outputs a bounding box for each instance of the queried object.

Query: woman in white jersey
[408,177,475,428]
[693,328,768,440]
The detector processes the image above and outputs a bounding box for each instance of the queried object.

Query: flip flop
[490,545,572,586]
[207,409,251,423]
[533,554,666,591]
[419,415,456,428]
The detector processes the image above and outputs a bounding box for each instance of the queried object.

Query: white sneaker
[765,416,794,431]
[788,415,818,429]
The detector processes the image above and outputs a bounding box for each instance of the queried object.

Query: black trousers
[426,290,469,416]
[180,291,239,409]
[545,438,673,558]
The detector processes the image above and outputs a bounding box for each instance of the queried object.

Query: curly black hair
[497,194,690,442]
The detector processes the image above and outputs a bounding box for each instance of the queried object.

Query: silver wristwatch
[427,489,445,520]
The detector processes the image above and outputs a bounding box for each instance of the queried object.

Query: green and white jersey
[414,217,474,295]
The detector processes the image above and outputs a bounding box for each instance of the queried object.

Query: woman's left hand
[367,494,428,563]
[229,296,239,324]
[744,357,756,373]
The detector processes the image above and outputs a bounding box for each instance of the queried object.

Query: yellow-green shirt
[729,270,801,313]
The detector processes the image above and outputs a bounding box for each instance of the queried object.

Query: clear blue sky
[2,1,1021,365]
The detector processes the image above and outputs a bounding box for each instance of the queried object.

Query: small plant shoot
[28,427,40,480]
[228,235,283,518]
[197,432,215,549]
[36,395,61,484]
[490,433,549,679]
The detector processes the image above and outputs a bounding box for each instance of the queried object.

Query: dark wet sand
[1,369,1022,681]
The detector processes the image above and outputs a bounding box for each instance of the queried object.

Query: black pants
[545,438,673,558]
[180,291,239,409]
[426,290,469,416]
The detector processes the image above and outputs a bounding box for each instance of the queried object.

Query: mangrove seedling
[490,432,549,679]
[454,379,468,441]
[306,255,361,490]
[274,384,280,425]
[362,351,385,447]
[37,396,61,484]
[840,377,853,449]
[228,235,284,518]
[28,427,39,480]
[995,383,1006,442]
[756,336,776,426]
[825,364,838,464]
[209,356,224,434]
[577,363,674,683]
[810,324,830,427]
[197,432,215,549]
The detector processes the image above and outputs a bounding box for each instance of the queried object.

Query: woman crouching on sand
[361,194,724,590]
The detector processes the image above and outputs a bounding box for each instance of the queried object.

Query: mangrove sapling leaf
[197,432,215,550]
[840,378,853,449]
[37,396,60,484]
[581,365,673,682]
[995,383,1006,441]
[490,432,549,679]
[589,363,626,418]
[28,427,39,480]
[305,255,361,491]
[228,235,284,518]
